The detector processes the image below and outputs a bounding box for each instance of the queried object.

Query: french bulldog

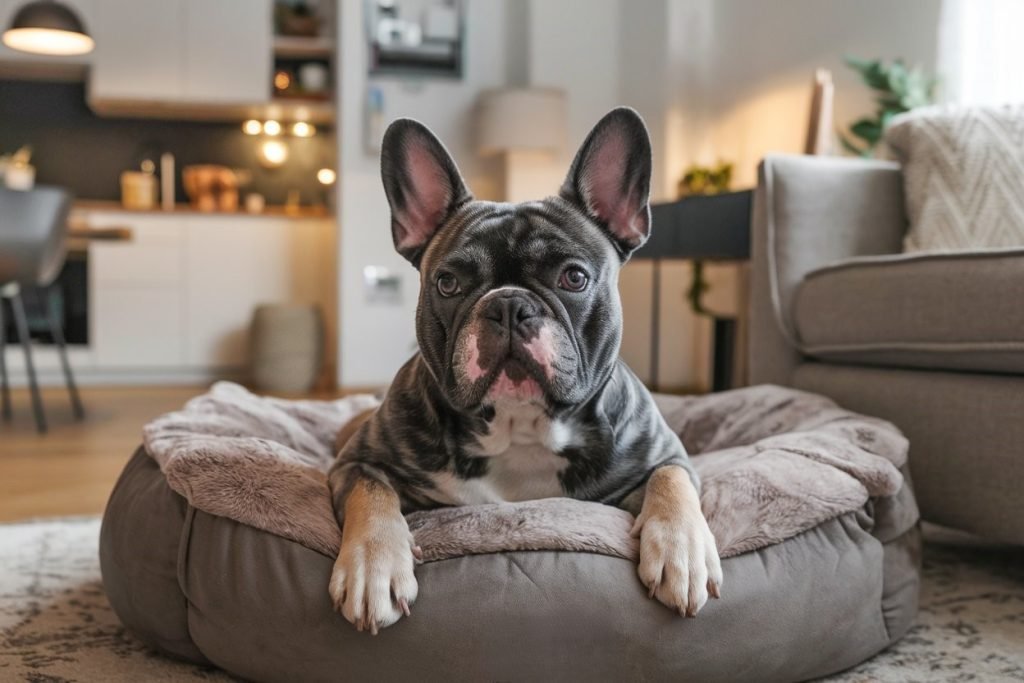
[327,107,722,634]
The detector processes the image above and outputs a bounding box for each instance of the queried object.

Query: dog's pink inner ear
[580,132,650,249]
[394,142,454,252]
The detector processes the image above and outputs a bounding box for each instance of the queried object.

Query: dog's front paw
[329,519,421,634]
[632,508,722,617]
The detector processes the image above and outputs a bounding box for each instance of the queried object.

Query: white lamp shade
[477,88,567,156]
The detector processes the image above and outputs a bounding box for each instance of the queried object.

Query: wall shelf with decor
[272,1,335,117]
[273,36,335,60]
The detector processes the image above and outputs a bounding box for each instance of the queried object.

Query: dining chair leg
[10,288,47,434]
[0,297,10,421]
[45,288,84,419]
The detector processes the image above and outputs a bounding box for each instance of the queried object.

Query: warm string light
[242,120,315,138]
[240,120,318,170]
[259,140,288,167]
[292,122,315,137]
[273,70,292,91]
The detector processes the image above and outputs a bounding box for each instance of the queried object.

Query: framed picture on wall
[365,0,464,79]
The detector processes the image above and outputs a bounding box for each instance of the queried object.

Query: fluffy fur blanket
[143,382,906,563]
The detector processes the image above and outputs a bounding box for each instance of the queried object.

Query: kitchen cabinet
[80,210,331,382]
[3,210,333,385]
[90,217,182,285]
[183,0,271,104]
[88,215,186,369]
[88,0,184,101]
[92,288,185,368]
[0,0,96,64]
[183,217,293,367]
[89,0,270,107]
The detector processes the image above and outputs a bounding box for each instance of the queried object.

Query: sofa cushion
[794,248,1024,374]
[886,104,1024,252]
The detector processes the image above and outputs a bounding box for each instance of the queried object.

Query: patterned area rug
[1,518,1022,682]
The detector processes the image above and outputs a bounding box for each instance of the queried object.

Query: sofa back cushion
[886,104,1024,252]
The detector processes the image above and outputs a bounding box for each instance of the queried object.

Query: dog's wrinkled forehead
[420,198,617,278]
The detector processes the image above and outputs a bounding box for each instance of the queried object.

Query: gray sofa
[750,153,1024,545]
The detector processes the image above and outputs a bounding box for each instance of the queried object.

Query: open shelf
[273,36,335,59]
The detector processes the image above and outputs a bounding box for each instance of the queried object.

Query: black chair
[0,185,84,433]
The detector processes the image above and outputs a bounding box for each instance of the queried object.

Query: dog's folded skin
[328,107,722,633]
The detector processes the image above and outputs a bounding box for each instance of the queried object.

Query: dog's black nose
[483,295,540,330]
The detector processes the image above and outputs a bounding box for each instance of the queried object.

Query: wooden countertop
[72,199,333,220]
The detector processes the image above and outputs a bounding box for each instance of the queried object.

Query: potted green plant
[841,56,937,157]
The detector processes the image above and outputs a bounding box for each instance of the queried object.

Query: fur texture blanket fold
[142,382,906,562]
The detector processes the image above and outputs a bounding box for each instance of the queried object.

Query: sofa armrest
[750,154,907,385]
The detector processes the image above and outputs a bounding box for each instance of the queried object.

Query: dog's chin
[451,359,549,411]
[485,368,545,404]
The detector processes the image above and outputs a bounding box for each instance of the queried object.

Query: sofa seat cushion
[794,247,1024,374]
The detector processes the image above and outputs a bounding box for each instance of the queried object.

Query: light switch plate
[364,265,402,304]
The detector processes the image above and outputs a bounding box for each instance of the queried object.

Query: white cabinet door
[0,0,96,64]
[88,0,184,101]
[183,217,292,368]
[89,216,183,285]
[87,213,185,368]
[92,287,185,367]
[183,0,271,104]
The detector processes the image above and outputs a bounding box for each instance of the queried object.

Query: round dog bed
[100,383,920,683]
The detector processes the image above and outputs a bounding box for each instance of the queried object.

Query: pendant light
[2,1,94,56]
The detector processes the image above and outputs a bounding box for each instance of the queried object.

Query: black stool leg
[10,289,46,434]
[0,297,10,421]
[45,288,83,419]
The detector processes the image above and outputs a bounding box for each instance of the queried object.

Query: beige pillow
[885,104,1024,252]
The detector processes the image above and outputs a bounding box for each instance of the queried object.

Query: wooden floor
[0,385,218,522]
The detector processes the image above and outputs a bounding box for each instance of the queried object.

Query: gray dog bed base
[100,385,921,683]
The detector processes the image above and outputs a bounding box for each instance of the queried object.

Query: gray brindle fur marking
[328,108,722,634]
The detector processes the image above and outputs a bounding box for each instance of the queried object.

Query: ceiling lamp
[2,1,94,56]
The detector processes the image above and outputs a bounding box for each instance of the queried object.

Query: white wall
[671,0,943,187]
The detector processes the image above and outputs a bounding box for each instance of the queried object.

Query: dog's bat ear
[559,107,652,258]
[381,118,473,267]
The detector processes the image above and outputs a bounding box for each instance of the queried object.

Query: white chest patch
[433,400,581,505]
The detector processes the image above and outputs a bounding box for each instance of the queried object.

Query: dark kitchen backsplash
[0,79,334,207]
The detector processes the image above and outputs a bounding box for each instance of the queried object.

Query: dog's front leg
[329,476,420,634]
[632,465,723,616]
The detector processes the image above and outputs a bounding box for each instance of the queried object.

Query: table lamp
[477,87,567,202]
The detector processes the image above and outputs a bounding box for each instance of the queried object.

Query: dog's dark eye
[436,272,461,297]
[558,267,590,292]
